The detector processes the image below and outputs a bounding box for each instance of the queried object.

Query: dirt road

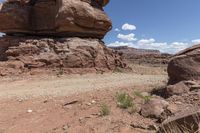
[0,73,167,99]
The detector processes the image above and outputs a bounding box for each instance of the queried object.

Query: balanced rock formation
[0,0,125,76]
[0,0,111,39]
[168,44,200,84]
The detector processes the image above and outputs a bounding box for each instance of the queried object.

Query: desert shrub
[113,67,123,73]
[134,91,152,102]
[116,92,133,109]
[100,104,110,116]
[57,68,64,76]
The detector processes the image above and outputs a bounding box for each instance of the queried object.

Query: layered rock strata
[0,0,111,39]
[0,0,126,76]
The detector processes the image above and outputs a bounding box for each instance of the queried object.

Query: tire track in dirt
[0,73,167,99]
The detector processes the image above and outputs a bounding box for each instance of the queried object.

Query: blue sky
[104,0,200,53]
[0,0,200,53]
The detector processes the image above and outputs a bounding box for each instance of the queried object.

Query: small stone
[141,92,149,97]
[27,109,33,113]
[65,105,72,109]
[86,103,92,106]
[91,100,96,104]
[43,100,48,103]
[62,125,69,131]
[17,99,23,102]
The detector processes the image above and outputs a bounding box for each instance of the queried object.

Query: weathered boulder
[0,0,111,38]
[0,36,125,76]
[168,44,200,84]
[140,98,169,119]
[159,108,200,133]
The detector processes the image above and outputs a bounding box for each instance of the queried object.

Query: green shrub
[116,92,133,109]
[113,67,123,73]
[100,104,110,116]
[134,91,152,102]
[57,69,64,76]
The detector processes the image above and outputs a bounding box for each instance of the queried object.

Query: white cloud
[108,38,193,54]
[162,42,189,53]
[108,23,200,54]
[137,38,168,52]
[122,23,136,31]
[114,28,120,32]
[192,39,200,44]
[117,33,137,42]
[136,39,192,53]
[108,41,133,47]
[138,38,155,45]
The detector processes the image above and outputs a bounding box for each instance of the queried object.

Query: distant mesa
[110,46,162,55]
[110,46,171,65]
[0,0,112,39]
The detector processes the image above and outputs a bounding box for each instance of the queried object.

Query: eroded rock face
[0,0,126,76]
[0,0,111,38]
[159,108,200,133]
[168,44,200,84]
[0,36,125,76]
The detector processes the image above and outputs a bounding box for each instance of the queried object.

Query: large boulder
[168,44,200,84]
[0,0,111,39]
[140,98,169,119]
[0,36,125,76]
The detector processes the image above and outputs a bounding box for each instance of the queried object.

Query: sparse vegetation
[100,104,110,116]
[134,91,152,102]
[57,68,64,76]
[96,69,104,74]
[116,92,133,109]
[113,67,124,73]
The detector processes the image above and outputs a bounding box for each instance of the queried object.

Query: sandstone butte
[0,0,126,76]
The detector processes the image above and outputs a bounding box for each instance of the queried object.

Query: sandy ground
[0,72,167,133]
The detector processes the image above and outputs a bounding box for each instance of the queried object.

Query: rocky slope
[0,37,125,76]
[153,44,200,132]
